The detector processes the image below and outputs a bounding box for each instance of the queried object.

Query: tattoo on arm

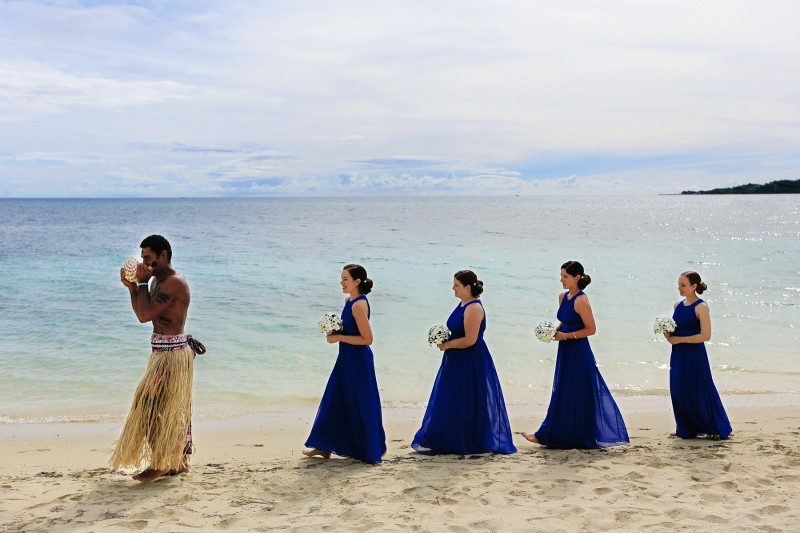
[153,291,170,304]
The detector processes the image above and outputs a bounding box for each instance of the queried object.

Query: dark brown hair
[681,271,707,294]
[140,234,172,261]
[454,269,484,297]
[344,264,373,295]
[561,260,591,290]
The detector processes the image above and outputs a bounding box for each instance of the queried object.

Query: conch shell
[123,258,140,283]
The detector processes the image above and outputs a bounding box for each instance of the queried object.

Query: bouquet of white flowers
[318,312,343,334]
[123,257,140,283]
[428,324,450,346]
[534,320,557,343]
[653,315,677,334]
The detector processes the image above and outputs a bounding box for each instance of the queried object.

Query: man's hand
[136,263,153,283]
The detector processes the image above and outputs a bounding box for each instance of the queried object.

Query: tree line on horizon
[681,179,800,195]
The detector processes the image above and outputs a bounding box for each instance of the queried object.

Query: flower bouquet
[427,324,450,346]
[534,320,557,343]
[123,257,140,283]
[653,315,677,334]
[318,312,343,334]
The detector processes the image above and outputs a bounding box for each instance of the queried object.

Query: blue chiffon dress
[305,295,386,463]
[534,291,629,448]
[412,300,517,455]
[670,299,732,439]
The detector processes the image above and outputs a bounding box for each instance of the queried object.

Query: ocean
[1,196,798,423]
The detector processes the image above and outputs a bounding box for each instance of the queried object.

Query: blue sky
[1,0,798,197]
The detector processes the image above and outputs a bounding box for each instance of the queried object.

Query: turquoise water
[1,196,798,422]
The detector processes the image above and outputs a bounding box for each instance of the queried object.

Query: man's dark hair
[140,234,172,261]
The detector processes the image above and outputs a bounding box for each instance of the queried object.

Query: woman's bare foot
[302,448,331,459]
[132,467,169,482]
[668,432,677,437]
[521,432,540,444]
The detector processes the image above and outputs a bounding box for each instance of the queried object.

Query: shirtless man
[112,234,197,482]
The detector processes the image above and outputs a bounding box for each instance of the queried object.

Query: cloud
[1,1,799,196]
[0,60,198,121]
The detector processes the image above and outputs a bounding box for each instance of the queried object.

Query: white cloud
[0,59,196,120]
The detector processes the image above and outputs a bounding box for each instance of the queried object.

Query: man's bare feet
[302,448,331,459]
[132,467,169,482]
[166,463,190,476]
[521,432,540,444]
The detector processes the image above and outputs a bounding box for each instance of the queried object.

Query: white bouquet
[123,257,140,283]
[653,315,677,334]
[318,312,343,334]
[534,320,557,343]
[428,324,450,346]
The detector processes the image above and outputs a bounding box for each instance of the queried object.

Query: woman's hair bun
[472,279,484,297]
[360,277,374,295]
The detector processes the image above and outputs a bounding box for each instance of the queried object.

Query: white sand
[2,397,799,532]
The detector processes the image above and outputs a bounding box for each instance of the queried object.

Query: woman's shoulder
[573,292,590,308]
[463,299,484,314]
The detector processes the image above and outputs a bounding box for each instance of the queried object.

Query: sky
[0,0,798,197]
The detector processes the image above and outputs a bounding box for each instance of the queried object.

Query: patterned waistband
[151,333,206,355]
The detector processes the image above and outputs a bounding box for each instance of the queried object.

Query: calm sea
[1,196,798,423]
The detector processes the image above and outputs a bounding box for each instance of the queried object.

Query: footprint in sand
[35,471,63,478]
[214,516,242,529]
[699,491,725,503]
[760,505,790,515]
[123,520,149,530]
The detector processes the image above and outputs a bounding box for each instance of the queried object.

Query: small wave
[0,414,122,424]
[383,401,428,409]
[715,365,800,376]
[611,387,670,397]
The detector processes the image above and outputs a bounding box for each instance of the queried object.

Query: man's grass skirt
[110,345,194,471]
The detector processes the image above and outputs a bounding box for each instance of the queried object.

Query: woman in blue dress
[523,261,629,449]
[665,271,732,439]
[303,264,386,463]
[412,270,516,455]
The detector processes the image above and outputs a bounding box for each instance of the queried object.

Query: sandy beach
[2,397,799,532]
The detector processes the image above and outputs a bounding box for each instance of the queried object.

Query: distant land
[681,179,800,195]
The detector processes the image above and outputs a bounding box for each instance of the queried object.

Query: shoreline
[2,399,800,531]
[2,390,799,426]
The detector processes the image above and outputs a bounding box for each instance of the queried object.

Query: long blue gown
[670,299,732,439]
[305,295,386,463]
[534,291,629,448]
[412,300,517,455]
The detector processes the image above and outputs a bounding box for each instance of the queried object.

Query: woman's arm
[328,300,373,345]
[438,304,483,351]
[555,294,596,341]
